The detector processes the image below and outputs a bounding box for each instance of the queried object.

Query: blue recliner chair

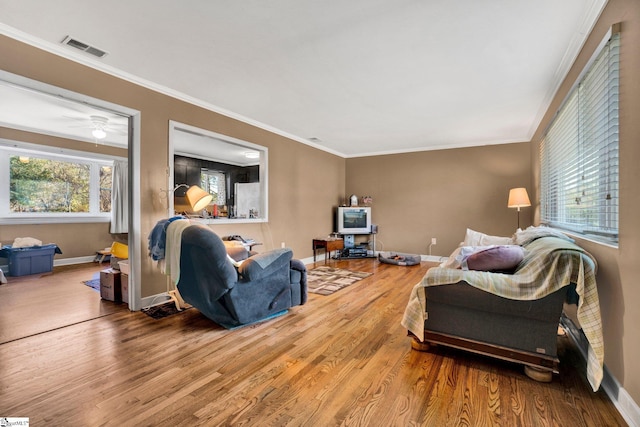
[177,224,307,328]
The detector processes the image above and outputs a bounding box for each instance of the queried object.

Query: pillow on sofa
[440,245,495,269]
[462,245,525,272]
[463,228,513,246]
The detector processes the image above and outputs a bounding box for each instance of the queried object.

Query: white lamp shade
[186,185,213,211]
[508,188,531,208]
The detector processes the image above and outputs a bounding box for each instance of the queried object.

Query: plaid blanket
[401,236,604,391]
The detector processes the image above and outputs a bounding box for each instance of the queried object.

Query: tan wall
[530,0,640,405]
[0,222,116,259]
[0,35,346,297]
[346,142,532,256]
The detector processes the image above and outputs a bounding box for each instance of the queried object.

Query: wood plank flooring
[0,259,627,426]
[0,262,121,344]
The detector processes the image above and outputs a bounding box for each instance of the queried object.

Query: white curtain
[110,159,128,233]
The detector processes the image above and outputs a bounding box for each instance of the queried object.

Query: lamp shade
[508,188,531,208]
[185,185,213,211]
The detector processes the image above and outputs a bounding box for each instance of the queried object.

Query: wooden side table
[94,249,111,263]
[312,238,344,263]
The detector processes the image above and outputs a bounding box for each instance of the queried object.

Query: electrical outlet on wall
[281,242,286,248]
[431,237,437,245]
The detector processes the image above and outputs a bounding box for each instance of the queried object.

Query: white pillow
[463,228,513,246]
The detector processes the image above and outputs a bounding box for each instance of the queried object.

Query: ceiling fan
[89,115,109,139]
[64,113,128,140]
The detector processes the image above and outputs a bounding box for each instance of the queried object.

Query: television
[337,206,372,234]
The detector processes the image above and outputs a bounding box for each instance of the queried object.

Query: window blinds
[540,31,619,243]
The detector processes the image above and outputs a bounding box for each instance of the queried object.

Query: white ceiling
[0,80,129,147]
[0,0,607,157]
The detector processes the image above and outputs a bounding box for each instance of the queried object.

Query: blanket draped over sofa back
[402,235,604,391]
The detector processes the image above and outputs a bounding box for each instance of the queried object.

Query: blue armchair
[177,224,307,328]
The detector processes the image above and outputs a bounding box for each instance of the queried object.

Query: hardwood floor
[0,262,122,344]
[0,260,626,426]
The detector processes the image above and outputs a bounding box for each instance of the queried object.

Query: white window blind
[540,31,619,244]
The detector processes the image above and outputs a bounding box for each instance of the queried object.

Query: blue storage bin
[0,244,62,276]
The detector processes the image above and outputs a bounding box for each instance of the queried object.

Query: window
[201,170,226,205]
[540,30,619,245]
[0,146,114,223]
[99,165,112,212]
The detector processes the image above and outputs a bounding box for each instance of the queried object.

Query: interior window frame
[168,121,268,224]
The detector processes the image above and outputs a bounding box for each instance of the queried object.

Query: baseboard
[601,370,640,427]
[301,255,317,265]
[54,256,95,266]
[1,256,95,274]
[421,255,447,263]
[302,253,447,265]
[561,315,640,426]
[140,292,172,309]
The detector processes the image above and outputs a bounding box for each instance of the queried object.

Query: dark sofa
[414,279,569,381]
[402,229,604,388]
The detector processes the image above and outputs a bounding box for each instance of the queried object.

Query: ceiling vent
[61,36,108,58]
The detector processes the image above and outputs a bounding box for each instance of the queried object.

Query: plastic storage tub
[0,244,60,276]
[118,259,130,275]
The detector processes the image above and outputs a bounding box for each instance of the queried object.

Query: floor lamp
[161,184,213,310]
[508,187,531,229]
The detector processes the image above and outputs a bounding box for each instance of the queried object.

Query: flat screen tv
[337,206,372,234]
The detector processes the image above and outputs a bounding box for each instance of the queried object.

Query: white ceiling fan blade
[66,123,94,129]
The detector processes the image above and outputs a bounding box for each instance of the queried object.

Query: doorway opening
[0,71,141,343]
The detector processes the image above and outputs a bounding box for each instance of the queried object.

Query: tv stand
[340,245,373,259]
[336,232,377,259]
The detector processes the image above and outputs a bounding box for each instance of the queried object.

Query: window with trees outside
[540,29,619,245]
[0,147,113,223]
[201,170,226,205]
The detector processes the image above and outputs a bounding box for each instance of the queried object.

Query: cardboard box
[0,244,58,276]
[100,268,121,302]
[121,272,129,304]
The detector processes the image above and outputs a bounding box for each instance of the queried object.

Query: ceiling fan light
[92,128,107,139]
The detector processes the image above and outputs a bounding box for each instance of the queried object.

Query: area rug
[82,278,101,292]
[142,301,192,319]
[307,266,373,296]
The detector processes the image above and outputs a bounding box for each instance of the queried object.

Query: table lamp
[508,187,531,229]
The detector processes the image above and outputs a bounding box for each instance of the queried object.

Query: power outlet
[431,237,437,245]
[281,242,286,248]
